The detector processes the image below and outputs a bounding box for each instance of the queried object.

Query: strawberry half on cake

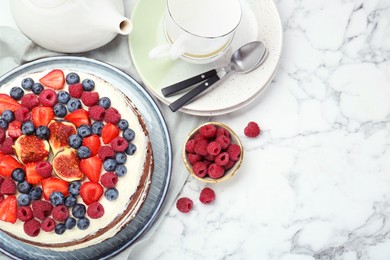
[0,69,153,251]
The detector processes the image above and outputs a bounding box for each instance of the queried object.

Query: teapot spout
[113,15,132,35]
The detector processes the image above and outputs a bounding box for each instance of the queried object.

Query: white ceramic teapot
[10,0,133,53]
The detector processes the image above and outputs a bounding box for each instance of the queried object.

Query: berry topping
[103,158,117,172]
[194,139,208,156]
[0,128,5,143]
[35,161,52,178]
[0,178,16,195]
[117,119,129,130]
[115,152,127,164]
[64,195,77,207]
[32,200,53,220]
[104,107,121,124]
[67,98,82,112]
[101,123,119,144]
[53,103,67,117]
[125,143,137,156]
[64,109,90,127]
[97,145,115,161]
[68,181,81,196]
[57,90,71,104]
[39,69,65,90]
[0,196,17,223]
[80,156,102,183]
[0,155,24,178]
[81,91,99,107]
[208,163,225,179]
[50,191,65,206]
[176,197,193,213]
[91,121,104,135]
[21,78,34,90]
[199,187,216,204]
[14,107,31,122]
[98,97,111,109]
[187,153,202,165]
[17,194,31,206]
[8,121,23,139]
[65,217,76,229]
[199,124,217,138]
[80,182,103,205]
[110,137,129,152]
[100,172,118,188]
[77,217,90,230]
[77,146,91,159]
[23,219,41,237]
[68,83,83,98]
[21,120,35,135]
[17,206,33,222]
[0,94,22,114]
[207,141,221,156]
[10,86,24,100]
[41,217,56,232]
[123,128,135,142]
[52,205,69,221]
[39,89,58,107]
[2,110,15,123]
[244,121,261,137]
[88,105,105,121]
[55,223,66,235]
[87,202,105,219]
[215,135,231,149]
[72,203,86,218]
[104,188,119,201]
[36,126,51,140]
[66,72,80,85]
[185,139,196,153]
[11,168,26,182]
[82,134,101,156]
[115,165,127,177]
[29,186,43,200]
[82,79,95,91]
[68,134,82,149]
[17,181,32,194]
[31,82,44,95]
[41,177,69,200]
[21,93,40,110]
[0,137,14,155]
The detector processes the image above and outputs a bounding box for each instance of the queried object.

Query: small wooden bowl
[182,122,244,183]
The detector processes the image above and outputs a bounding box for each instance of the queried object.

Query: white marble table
[2,0,390,259]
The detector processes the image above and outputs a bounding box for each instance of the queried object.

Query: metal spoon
[168,41,268,112]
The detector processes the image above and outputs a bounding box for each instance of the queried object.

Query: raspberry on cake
[0,69,153,251]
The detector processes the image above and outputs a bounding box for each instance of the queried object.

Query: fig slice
[48,120,76,155]
[14,135,50,164]
[52,148,84,182]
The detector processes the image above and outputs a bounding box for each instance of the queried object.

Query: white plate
[129,0,283,116]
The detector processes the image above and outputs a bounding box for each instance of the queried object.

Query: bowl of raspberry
[183,122,243,183]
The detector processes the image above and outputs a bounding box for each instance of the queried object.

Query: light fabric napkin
[0,26,207,259]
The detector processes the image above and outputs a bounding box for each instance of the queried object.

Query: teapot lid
[31,0,67,8]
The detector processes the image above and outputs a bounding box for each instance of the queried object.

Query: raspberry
[185,139,196,153]
[87,202,105,219]
[81,91,99,107]
[32,200,53,220]
[68,83,83,98]
[98,146,115,161]
[199,124,217,138]
[194,139,208,156]
[192,161,208,178]
[193,133,206,142]
[23,219,41,237]
[206,141,221,156]
[187,153,202,165]
[52,205,69,222]
[104,107,121,124]
[204,154,215,162]
[0,177,16,195]
[110,137,129,152]
[100,172,118,188]
[0,194,4,203]
[39,89,58,107]
[227,144,241,161]
[199,187,216,204]
[0,137,14,155]
[0,128,5,144]
[216,127,230,137]
[176,197,193,213]
[215,152,229,166]
[208,163,225,179]
[41,217,56,232]
[8,121,23,139]
[216,135,231,150]
[244,121,260,138]
[14,107,31,122]
[17,206,33,222]
[0,177,3,187]
[35,161,53,178]
[21,93,40,110]
[203,160,212,168]
[88,105,105,121]
[224,160,236,170]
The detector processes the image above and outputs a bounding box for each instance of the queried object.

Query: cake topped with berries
[0,69,153,251]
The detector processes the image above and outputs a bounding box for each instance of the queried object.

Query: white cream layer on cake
[0,69,152,251]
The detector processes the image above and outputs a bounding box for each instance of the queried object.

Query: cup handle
[149,36,187,60]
